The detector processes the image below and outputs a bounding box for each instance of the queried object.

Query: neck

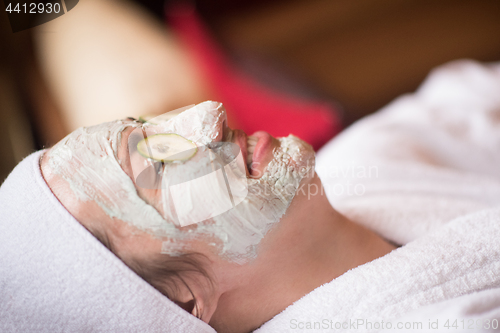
[211,175,395,333]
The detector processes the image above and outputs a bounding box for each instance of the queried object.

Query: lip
[249,131,275,177]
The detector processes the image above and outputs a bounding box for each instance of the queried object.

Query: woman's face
[45,101,316,263]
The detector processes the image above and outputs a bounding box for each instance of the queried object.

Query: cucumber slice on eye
[137,134,197,162]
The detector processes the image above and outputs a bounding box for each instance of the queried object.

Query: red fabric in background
[166,4,341,150]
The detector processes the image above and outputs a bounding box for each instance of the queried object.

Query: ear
[171,282,218,323]
[174,298,197,316]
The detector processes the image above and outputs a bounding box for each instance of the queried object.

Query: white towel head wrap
[0,151,215,333]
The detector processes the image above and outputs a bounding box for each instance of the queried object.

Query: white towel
[0,151,215,333]
[316,59,500,245]
[256,60,500,332]
[382,288,500,333]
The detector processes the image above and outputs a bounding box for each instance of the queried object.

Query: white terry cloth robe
[255,60,500,332]
[0,151,216,333]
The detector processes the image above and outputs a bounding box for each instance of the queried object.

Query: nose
[204,102,227,143]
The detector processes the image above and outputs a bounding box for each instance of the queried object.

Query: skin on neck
[208,174,396,333]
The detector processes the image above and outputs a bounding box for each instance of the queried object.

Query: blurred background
[1,0,500,183]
